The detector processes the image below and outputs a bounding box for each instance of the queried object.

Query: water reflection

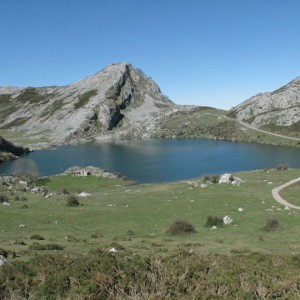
[0,139,299,183]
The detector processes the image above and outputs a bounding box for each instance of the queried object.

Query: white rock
[2,202,10,206]
[219,174,232,184]
[238,207,244,212]
[109,247,118,253]
[0,255,7,266]
[211,226,217,230]
[223,216,233,225]
[19,224,26,228]
[284,206,290,210]
[77,192,92,197]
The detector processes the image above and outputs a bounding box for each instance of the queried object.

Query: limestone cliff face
[0,63,177,145]
[229,78,300,129]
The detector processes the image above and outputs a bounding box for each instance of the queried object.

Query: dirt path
[203,112,300,141]
[222,116,300,141]
[271,177,300,210]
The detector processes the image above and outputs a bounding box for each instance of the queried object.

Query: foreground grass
[1,251,300,299]
[1,168,300,298]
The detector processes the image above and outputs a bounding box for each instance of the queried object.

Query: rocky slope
[0,136,30,163]
[229,77,300,134]
[0,63,186,148]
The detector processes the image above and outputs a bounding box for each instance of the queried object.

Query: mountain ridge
[229,77,300,132]
[0,63,299,149]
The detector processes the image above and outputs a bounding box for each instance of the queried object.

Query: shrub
[262,218,281,232]
[62,188,70,195]
[205,215,224,227]
[203,175,211,182]
[0,248,8,258]
[211,175,220,184]
[276,164,288,171]
[21,196,28,201]
[29,244,64,251]
[166,219,197,235]
[30,234,44,240]
[0,194,9,203]
[127,229,135,236]
[67,196,80,207]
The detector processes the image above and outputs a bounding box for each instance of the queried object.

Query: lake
[0,139,299,183]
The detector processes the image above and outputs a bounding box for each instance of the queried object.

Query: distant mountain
[229,78,300,135]
[0,136,30,163]
[0,63,185,147]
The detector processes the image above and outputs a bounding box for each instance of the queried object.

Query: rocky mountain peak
[229,77,300,130]
[0,63,176,147]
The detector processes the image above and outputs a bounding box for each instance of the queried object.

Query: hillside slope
[229,78,300,137]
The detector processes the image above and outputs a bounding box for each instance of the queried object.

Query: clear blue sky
[1,0,300,109]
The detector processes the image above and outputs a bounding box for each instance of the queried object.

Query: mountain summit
[0,63,178,146]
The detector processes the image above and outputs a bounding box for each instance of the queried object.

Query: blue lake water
[0,139,299,183]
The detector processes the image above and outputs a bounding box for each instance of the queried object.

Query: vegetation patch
[74,90,98,109]
[66,195,81,207]
[205,215,224,227]
[30,234,44,240]
[28,244,64,251]
[2,252,300,299]
[262,218,281,232]
[166,219,196,235]
[16,88,48,104]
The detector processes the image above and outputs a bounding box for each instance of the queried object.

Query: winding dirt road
[272,177,300,210]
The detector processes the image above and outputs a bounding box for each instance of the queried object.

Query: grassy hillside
[1,168,300,298]
[1,168,300,257]
[156,107,300,147]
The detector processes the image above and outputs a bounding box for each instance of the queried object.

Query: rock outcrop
[229,77,300,132]
[0,63,179,147]
[0,136,30,163]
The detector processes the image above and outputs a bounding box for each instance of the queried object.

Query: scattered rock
[64,166,117,179]
[219,174,244,185]
[223,216,233,225]
[0,255,7,266]
[77,192,92,197]
[109,247,118,253]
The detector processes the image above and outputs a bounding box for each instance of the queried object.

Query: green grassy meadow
[1,168,300,299]
[1,168,300,258]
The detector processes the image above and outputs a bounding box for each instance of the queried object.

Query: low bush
[276,164,288,171]
[28,244,64,251]
[205,215,224,227]
[30,234,44,240]
[0,248,8,258]
[211,175,220,183]
[166,219,197,235]
[0,194,9,203]
[262,218,281,232]
[62,188,70,195]
[203,175,211,182]
[67,196,80,207]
